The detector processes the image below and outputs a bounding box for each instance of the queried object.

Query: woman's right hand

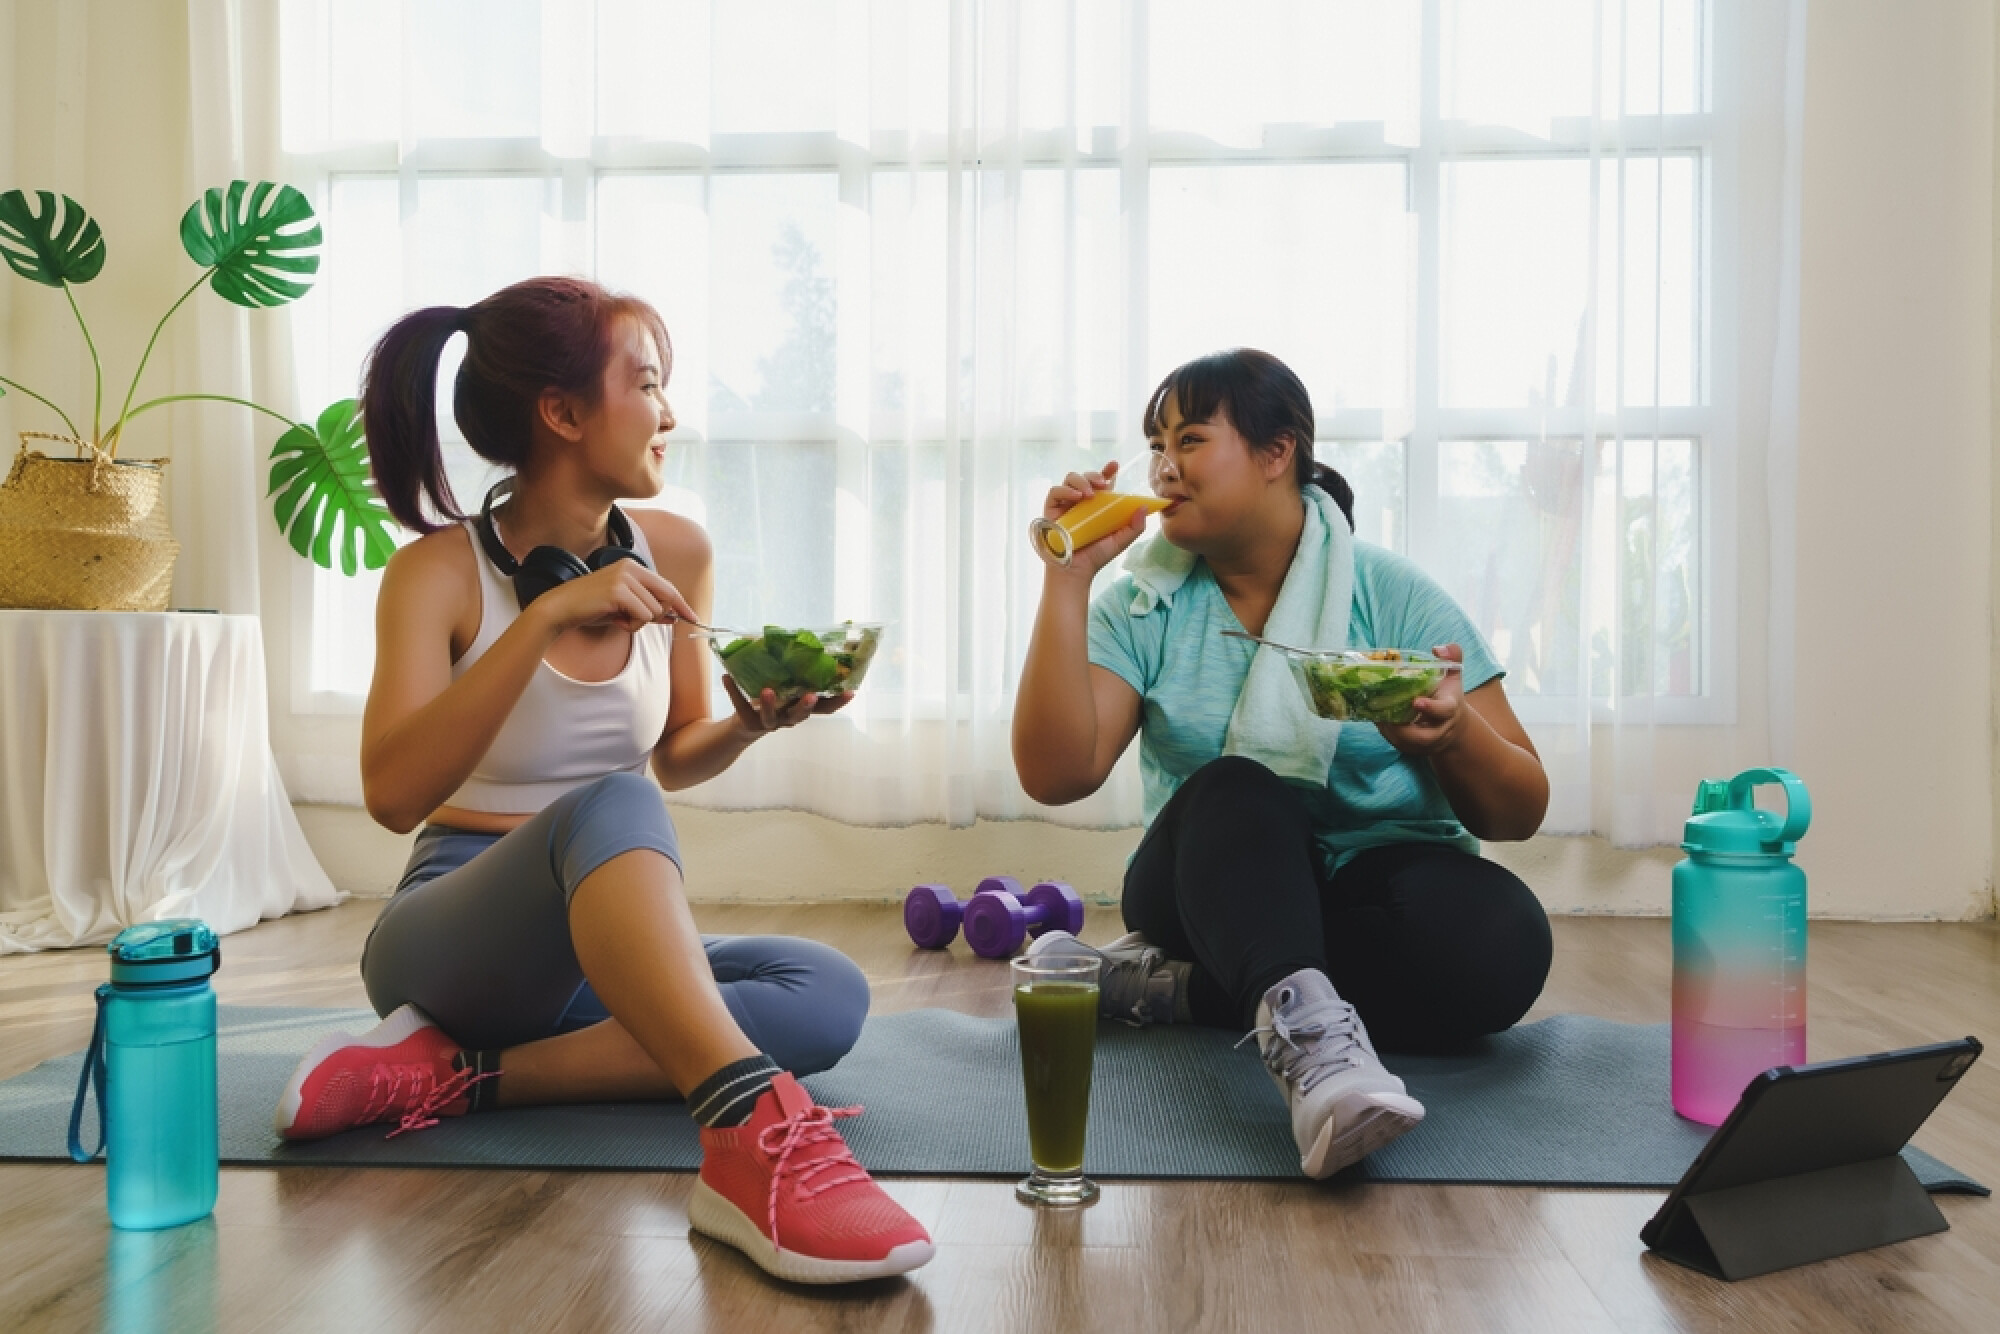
[1043,460,1151,575]
[533,560,699,636]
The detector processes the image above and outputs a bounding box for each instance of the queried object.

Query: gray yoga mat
[0,1005,1984,1192]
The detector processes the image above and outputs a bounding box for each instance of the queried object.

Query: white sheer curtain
[1436,0,1719,846]
[273,0,1799,842]
[1476,0,1806,845]
[173,0,291,620]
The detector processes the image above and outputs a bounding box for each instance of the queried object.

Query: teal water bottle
[1671,769,1811,1125]
[69,920,221,1229]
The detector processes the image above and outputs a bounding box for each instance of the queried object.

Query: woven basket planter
[0,433,179,612]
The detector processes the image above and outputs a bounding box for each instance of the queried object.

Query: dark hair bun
[1310,462,1355,530]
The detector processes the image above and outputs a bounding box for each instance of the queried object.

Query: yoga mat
[0,1006,1983,1192]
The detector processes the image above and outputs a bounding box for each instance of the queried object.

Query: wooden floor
[2,902,1995,1334]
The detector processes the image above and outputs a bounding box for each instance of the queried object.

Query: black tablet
[1640,1037,1982,1280]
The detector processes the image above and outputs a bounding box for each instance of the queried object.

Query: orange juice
[1033,492,1172,565]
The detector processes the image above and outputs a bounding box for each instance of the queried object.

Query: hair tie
[454,307,472,334]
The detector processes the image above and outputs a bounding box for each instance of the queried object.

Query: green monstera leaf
[180,181,321,308]
[268,398,396,575]
[0,189,107,287]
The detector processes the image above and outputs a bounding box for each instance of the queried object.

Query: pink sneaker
[689,1073,934,1284]
[273,1004,493,1141]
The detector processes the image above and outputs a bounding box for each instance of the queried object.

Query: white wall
[1791,1,1994,920]
[292,799,1693,916]
[1984,5,2000,928]
[3,2,191,466]
[0,0,15,453]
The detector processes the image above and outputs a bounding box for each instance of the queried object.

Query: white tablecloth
[0,610,340,953]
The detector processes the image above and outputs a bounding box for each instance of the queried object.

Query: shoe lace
[1237,1001,1364,1095]
[756,1101,867,1249]
[370,1063,498,1140]
[1099,944,1170,1028]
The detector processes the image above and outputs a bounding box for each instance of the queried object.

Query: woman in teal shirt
[1013,348,1553,1179]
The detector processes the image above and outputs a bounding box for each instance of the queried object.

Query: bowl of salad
[700,622,885,706]
[1286,648,1458,725]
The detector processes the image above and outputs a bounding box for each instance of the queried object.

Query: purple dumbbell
[962,876,1085,958]
[903,877,1087,956]
[904,883,964,950]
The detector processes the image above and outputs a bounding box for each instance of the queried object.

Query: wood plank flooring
[2,903,1995,1333]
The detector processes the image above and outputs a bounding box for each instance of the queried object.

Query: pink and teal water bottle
[1671,768,1811,1125]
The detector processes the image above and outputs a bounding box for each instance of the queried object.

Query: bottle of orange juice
[1030,453,1177,567]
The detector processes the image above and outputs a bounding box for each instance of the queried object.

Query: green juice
[1014,983,1098,1174]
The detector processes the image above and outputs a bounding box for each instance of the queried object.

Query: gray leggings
[360,771,870,1073]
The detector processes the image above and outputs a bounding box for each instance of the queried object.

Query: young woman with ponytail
[1013,348,1553,1181]
[272,277,931,1285]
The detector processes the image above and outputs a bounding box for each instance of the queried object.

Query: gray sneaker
[1243,968,1424,1178]
[1023,930,1188,1027]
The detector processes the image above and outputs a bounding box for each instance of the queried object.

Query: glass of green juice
[1011,954,1101,1206]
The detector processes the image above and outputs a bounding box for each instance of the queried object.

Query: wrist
[1426,706,1483,763]
[1042,564,1096,603]
[517,597,567,646]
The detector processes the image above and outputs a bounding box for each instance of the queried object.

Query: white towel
[1123,487,1354,785]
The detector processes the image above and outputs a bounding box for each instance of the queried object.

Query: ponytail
[360,277,672,534]
[361,305,467,535]
[1308,460,1356,532]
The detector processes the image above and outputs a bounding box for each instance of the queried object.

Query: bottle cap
[1690,779,1732,815]
[1682,768,1811,857]
[106,920,220,987]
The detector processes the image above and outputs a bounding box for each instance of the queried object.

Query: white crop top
[443,518,676,813]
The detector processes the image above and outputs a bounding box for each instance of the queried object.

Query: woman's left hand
[722,676,854,737]
[1374,643,1470,758]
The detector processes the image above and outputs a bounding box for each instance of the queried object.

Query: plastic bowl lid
[1287,647,1461,670]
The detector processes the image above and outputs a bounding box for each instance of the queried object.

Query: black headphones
[475,479,649,611]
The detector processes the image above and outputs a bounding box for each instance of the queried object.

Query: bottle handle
[1726,766,1812,845]
[67,984,111,1163]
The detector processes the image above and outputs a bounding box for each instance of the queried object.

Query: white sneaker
[1245,968,1424,1179]
[1024,930,1188,1027]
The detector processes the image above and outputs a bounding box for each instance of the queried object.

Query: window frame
[280,0,1736,728]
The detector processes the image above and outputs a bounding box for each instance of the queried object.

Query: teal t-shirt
[1086,540,1504,873]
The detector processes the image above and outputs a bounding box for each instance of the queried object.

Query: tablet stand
[1647,1153,1947,1281]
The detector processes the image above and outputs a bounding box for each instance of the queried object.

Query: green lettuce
[717,624,880,704]
[1296,655,1446,724]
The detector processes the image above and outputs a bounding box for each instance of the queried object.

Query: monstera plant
[0,182,393,575]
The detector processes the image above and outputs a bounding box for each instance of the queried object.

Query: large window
[281,0,1723,735]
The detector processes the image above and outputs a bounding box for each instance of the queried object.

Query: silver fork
[668,614,756,639]
[1220,628,1325,656]
[1220,630,1462,667]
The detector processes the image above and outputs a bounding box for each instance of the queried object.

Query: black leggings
[1122,756,1553,1053]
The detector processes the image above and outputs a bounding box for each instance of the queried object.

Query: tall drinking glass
[1030,451,1180,568]
[1011,954,1100,1206]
